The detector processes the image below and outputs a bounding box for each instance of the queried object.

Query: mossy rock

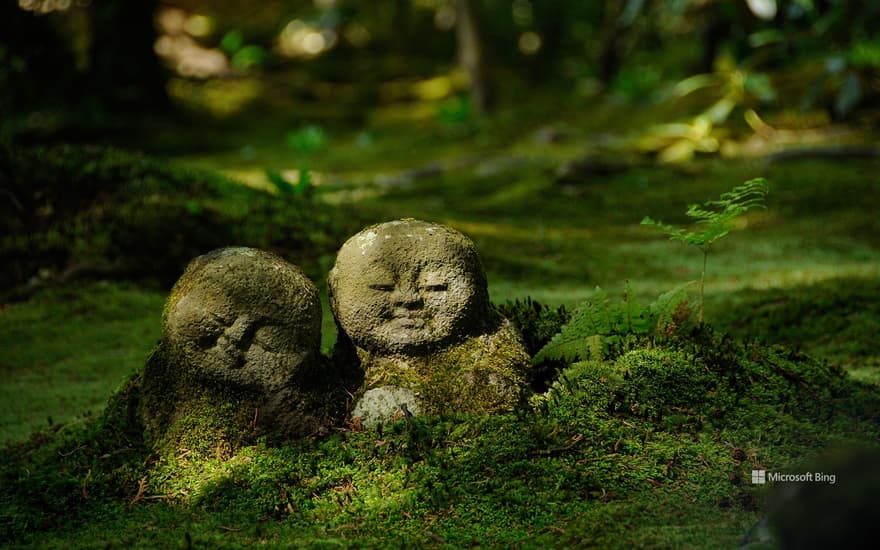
[139,248,352,456]
[328,219,532,425]
[352,319,530,425]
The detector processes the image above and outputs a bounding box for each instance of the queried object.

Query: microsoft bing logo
[752,470,766,484]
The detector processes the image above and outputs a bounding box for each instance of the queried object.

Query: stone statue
[328,219,530,426]
[140,247,346,453]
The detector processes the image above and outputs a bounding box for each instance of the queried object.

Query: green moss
[1,144,358,294]
[354,319,530,418]
[2,322,877,547]
[0,281,165,444]
[138,344,350,460]
[709,277,880,384]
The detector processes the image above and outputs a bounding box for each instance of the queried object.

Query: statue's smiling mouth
[390,313,425,328]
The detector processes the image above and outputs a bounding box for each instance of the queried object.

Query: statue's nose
[391,284,422,309]
[222,316,255,349]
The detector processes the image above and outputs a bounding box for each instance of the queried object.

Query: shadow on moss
[0,144,357,299]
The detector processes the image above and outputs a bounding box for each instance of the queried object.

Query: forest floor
[2,89,879,548]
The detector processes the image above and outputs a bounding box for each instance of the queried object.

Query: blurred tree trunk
[597,0,625,84]
[456,0,493,115]
[528,2,567,83]
[87,0,169,113]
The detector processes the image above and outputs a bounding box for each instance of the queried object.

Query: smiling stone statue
[140,247,347,453]
[328,219,530,426]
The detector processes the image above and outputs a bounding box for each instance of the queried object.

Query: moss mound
[712,277,880,383]
[1,324,877,547]
[0,144,352,295]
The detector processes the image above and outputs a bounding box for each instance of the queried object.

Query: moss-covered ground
[2,93,879,547]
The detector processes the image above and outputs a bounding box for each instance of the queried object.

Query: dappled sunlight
[379,71,468,102]
[167,77,262,116]
[17,0,83,14]
[714,263,880,292]
[518,32,541,56]
[277,19,337,59]
[216,168,329,195]
[448,219,594,242]
[155,7,229,79]
[5,1,880,546]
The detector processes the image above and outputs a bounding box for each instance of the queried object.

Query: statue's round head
[328,219,490,354]
[163,247,321,389]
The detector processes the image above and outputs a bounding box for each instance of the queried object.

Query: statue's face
[165,249,321,388]
[330,221,488,354]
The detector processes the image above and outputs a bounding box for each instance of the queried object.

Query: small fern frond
[649,281,697,333]
[642,178,769,250]
[533,282,692,365]
[533,287,612,364]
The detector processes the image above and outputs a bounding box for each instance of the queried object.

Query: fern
[496,297,570,357]
[641,178,769,324]
[265,168,313,198]
[533,281,694,365]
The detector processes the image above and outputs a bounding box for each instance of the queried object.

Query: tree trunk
[456,0,493,115]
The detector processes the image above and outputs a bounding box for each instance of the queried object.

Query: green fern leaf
[649,281,697,332]
[533,283,656,364]
[533,288,611,364]
[642,178,769,250]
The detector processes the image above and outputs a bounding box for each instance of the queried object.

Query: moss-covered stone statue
[328,219,530,426]
[140,247,347,455]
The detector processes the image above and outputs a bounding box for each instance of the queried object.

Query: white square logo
[751,470,766,484]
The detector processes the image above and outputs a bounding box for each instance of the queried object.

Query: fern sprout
[641,178,769,325]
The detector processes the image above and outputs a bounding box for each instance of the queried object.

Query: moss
[495,297,571,391]
[542,326,878,432]
[1,144,357,294]
[3,323,878,547]
[710,277,880,384]
[138,343,350,458]
[353,319,531,419]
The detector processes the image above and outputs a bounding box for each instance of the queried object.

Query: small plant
[641,178,769,325]
[285,125,328,155]
[533,281,695,365]
[265,168,313,199]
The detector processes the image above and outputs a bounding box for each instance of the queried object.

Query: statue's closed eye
[368,283,395,291]
[422,283,448,292]
[253,326,281,352]
[197,332,219,349]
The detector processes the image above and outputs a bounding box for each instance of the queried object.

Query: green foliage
[285,125,328,155]
[534,282,695,365]
[850,37,880,69]
[219,30,245,55]
[610,65,663,102]
[641,178,769,250]
[495,297,570,357]
[496,296,572,391]
[642,178,769,323]
[436,94,473,125]
[265,168,313,199]
[711,277,880,384]
[231,45,267,70]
